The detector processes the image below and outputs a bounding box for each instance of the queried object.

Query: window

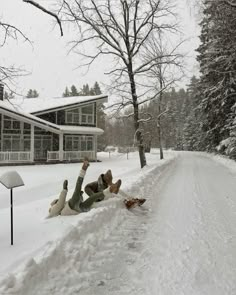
[24,123,30,130]
[2,134,31,151]
[23,136,30,151]
[65,135,93,151]
[65,108,80,124]
[81,105,94,124]
[3,135,20,151]
[65,104,94,125]
[3,116,21,131]
[87,137,93,151]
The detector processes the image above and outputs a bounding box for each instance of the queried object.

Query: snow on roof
[0,94,108,114]
[0,101,60,132]
[59,125,104,135]
[0,101,104,135]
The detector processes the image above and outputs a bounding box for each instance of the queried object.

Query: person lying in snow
[84,169,113,202]
[84,169,146,209]
[48,158,122,218]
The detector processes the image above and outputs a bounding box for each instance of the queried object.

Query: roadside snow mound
[0,156,176,295]
[1,198,125,295]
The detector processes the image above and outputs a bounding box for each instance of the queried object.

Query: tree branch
[22,0,63,36]
[224,0,236,7]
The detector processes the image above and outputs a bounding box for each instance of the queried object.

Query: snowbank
[0,151,177,294]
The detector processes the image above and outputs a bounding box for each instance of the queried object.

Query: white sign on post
[0,171,25,245]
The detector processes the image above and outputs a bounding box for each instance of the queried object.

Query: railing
[34,150,48,161]
[0,150,96,163]
[47,151,95,161]
[47,151,60,161]
[0,151,31,162]
[63,151,95,161]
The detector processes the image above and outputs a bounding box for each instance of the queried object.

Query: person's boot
[63,179,68,190]
[82,157,90,171]
[109,179,122,194]
[137,198,146,206]
[104,169,113,185]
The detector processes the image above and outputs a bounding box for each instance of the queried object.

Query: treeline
[62,82,102,97]
[183,0,236,159]
[104,85,193,151]
[3,88,39,99]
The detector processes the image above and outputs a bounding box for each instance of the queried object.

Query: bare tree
[141,33,184,159]
[0,0,63,93]
[61,0,179,168]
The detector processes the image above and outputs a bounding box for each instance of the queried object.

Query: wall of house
[37,103,97,127]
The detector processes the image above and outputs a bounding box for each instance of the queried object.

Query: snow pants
[84,181,106,202]
[68,176,105,211]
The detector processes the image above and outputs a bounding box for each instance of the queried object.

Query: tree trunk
[158,118,164,159]
[158,76,164,160]
[128,64,147,168]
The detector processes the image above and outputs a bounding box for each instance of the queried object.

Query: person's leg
[68,173,84,209]
[80,190,106,210]
[68,159,89,210]
[80,179,122,210]
[84,182,105,202]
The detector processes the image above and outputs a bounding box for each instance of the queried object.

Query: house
[0,84,107,164]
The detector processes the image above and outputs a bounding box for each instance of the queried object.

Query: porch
[0,150,96,163]
[0,110,102,165]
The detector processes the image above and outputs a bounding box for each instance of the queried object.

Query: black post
[10,188,13,245]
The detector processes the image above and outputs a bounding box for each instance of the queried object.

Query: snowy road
[76,153,236,295]
[1,152,235,294]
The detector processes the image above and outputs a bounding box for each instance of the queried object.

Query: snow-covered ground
[0,150,235,295]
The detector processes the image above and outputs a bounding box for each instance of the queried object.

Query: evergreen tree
[227,104,236,159]
[32,89,39,98]
[196,0,236,152]
[182,76,203,151]
[63,86,70,97]
[79,84,90,96]
[93,82,102,95]
[26,89,33,98]
[70,85,79,96]
[26,89,39,98]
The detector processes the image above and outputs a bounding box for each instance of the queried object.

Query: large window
[65,108,80,124]
[65,135,93,151]
[65,104,94,125]
[3,116,20,131]
[2,135,30,151]
[81,105,93,124]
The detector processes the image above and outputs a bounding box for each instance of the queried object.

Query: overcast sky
[1,0,200,98]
